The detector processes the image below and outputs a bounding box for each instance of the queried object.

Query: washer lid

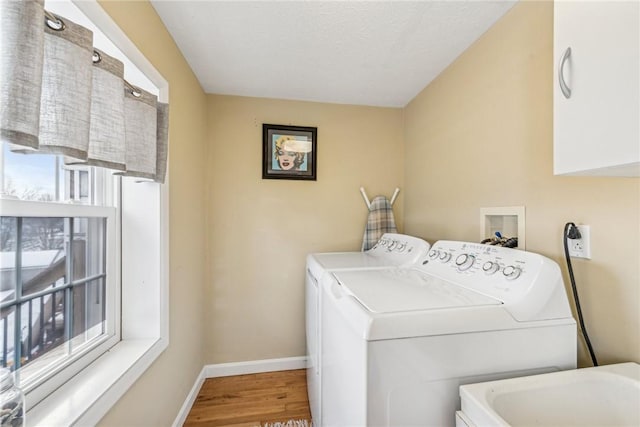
[333,268,501,313]
[311,252,399,270]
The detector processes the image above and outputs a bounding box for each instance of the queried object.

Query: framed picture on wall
[262,123,317,180]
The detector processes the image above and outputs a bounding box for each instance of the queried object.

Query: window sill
[27,337,167,426]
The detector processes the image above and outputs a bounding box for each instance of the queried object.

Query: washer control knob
[439,251,452,262]
[396,243,406,252]
[455,254,475,271]
[388,240,397,250]
[503,265,522,280]
[428,249,439,259]
[482,261,500,275]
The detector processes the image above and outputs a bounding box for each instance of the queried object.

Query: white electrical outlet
[568,225,591,259]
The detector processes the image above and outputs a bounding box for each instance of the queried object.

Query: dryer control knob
[439,251,452,262]
[455,254,475,271]
[482,261,500,275]
[503,265,522,280]
[428,249,439,259]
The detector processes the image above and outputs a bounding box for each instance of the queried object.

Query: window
[0,213,115,398]
[1,140,108,206]
[0,156,119,408]
[0,0,169,424]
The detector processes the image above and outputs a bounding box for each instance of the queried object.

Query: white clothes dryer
[306,233,430,426]
[320,241,577,427]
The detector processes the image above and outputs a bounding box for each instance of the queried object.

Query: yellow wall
[97,1,208,425]
[404,0,640,366]
[89,0,639,424]
[205,95,404,362]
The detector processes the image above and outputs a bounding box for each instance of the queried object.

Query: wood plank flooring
[183,369,312,427]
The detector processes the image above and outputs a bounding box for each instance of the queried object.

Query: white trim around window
[13,0,171,424]
[0,199,120,410]
[24,177,169,426]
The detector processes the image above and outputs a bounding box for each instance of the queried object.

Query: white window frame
[0,198,119,408]
[26,175,169,426]
[1,1,171,425]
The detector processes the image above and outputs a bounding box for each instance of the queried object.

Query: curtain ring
[44,10,65,31]
[125,81,142,98]
[93,50,102,64]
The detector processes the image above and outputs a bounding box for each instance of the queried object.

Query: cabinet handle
[558,47,572,99]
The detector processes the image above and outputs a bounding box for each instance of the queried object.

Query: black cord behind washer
[563,222,598,366]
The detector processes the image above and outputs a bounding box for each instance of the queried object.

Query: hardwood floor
[183,369,312,427]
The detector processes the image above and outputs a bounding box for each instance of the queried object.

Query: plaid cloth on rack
[361,195,397,251]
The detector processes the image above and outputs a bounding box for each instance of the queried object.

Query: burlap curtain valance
[0,0,169,183]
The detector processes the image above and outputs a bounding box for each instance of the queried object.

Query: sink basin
[458,363,640,426]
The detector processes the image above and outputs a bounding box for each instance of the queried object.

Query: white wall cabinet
[554,0,639,176]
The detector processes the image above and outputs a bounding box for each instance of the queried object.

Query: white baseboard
[204,356,307,378]
[172,365,207,427]
[172,356,307,426]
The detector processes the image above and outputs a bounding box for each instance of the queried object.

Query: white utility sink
[457,363,640,427]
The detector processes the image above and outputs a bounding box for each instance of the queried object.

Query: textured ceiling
[151,1,517,107]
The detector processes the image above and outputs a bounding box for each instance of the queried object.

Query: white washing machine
[320,240,577,427]
[306,234,431,426]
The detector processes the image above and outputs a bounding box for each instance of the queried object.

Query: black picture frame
[262,123,317,180]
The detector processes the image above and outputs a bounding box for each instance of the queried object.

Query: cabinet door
[554,1,639,176]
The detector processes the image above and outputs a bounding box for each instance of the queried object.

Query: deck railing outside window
[0,215,107,389]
